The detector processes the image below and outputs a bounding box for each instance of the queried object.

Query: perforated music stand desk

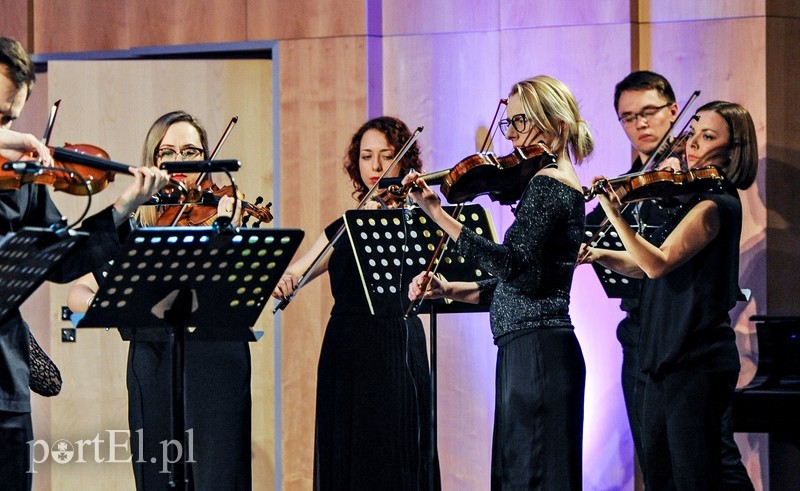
[583,223,642,299]
[0,227,87,325]
[344,204,494,489]
[77,226,304,490]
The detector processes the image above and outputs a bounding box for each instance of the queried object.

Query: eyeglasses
[156,146,204,161]
[618,103,671,125]
[498,114,528,135]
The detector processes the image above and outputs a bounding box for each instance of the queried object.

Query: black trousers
[640,369,740,490]
[0,411,33,491]
[127,339,252,491]
[621,321,752,490]
[491,328,585,490]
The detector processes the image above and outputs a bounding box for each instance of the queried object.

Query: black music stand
[0,227,87,325]
[77,226,304,490]
[583,224,642,299]
[343,204,496,314]
[344,204,495,489]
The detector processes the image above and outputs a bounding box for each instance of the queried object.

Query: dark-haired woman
[272,116,438,490]
[581,101,758,488]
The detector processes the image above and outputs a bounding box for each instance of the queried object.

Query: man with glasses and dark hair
[584,70,753,489]
[0,36,168,491]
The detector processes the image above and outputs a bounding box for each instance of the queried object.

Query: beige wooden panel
[643,0,765,22]
[645,16,770,489]
[247,0,366,39]
[41,58,274,490]
[277,36,370,490]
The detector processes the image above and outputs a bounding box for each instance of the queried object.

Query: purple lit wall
[378,2,769,489]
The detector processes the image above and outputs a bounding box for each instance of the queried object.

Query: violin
[381,142,557,205]
[153,181,273,227]
[0,143,187,197]
[583,165,724,204]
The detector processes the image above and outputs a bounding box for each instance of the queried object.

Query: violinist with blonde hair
[407,75,592,489]
[67,111,250,491]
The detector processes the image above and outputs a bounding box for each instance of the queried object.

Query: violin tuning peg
[254,196,263,205]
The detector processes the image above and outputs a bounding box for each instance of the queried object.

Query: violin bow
[41,99,61,147]
[406,98,507,316]
[273,126,425,314]
[167,116,239,226]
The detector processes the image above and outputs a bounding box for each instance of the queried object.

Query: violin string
[581,91,702,261]
[167,116,238,227]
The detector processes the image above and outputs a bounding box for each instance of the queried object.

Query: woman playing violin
[67,111,250,490]
[271,116,439,490]
[407,75,592,489]
[580,101,758,489]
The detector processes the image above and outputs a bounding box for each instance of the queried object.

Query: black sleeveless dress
[314,217,439,490]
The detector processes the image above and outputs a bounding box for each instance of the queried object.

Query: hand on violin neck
[655,156,683,173]
[112,167,170,225]
[216,194,243,226]
[403,172,442,218]
[591,175,623,220]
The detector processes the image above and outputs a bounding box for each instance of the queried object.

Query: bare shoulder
[536,166,582,194]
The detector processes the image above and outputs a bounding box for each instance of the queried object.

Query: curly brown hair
[343,116,423,201]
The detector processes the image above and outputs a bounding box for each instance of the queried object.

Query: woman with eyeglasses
[406,75,592,489]
[67,111,251,490]
[580,101,758,488]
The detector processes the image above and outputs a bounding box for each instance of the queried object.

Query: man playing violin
[0,36,169,491]
[582,70,753,489]
[583,71,680,485]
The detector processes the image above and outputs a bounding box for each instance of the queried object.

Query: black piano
[731,315,800,489]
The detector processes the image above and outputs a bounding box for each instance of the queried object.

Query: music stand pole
[163,288,193,488]
[77,227,304,490]
[429,302,439,491]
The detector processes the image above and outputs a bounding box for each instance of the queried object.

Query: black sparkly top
[455,175,585,340]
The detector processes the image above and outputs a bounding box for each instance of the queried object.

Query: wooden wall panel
[0,0,31,47]
[383,32,502,490]
[277,36,370,490]
[643,0,765,21]
[126,0,248,48]
[33,0,130,52]
[382,0,498,35]
[247,0,367,40]
[765,15,800,315]
[644,14,771,490]
[501,0,628,28]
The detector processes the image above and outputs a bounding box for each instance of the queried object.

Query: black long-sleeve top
[455,175,585,340]
[1,184,130,412]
